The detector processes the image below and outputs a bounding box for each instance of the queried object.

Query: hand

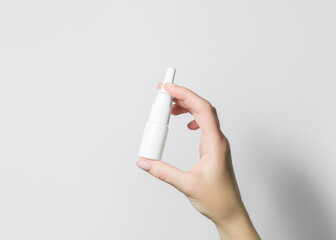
[136,83,260,240]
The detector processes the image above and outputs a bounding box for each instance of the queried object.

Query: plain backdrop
[0,1,335,239]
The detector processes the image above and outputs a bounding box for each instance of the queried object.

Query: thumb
[136,158,191,194]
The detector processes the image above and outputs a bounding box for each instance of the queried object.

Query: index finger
[163,83,222,138]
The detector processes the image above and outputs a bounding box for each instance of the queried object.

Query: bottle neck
[148,91,172,124]
[154,90,172,106]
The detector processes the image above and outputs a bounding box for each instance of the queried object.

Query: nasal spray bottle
[138,67,176,161]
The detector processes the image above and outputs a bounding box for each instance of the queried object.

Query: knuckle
[198,100,212,113]
[219,132,231,151]
[205,100,212,108]
[211,106,217,113]
[155,169,167,182]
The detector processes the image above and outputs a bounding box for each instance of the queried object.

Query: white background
[0,1,335,239]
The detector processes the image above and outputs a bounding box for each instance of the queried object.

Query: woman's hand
[136,83,260,240]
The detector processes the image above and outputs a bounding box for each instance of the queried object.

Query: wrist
[214,209,260,240]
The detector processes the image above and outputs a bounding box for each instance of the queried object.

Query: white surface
[0,1,335,239]
[138,68,174,160]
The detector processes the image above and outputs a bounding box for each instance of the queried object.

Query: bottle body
[138,67,175,161]
[138,92,172,161]
[138,121,169,160]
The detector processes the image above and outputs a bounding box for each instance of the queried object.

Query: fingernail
[165,83,177,88]
[137,161,151,171]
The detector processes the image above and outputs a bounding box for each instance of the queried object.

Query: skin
[136,83,261,240]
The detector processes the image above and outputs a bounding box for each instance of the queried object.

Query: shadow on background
[268,162,335,240]
[246,125,336,240]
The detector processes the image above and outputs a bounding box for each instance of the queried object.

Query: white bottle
[138,67,176,161]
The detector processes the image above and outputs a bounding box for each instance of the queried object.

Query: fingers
[172,104,189,115]
[187,120,200,130]
[136,158,192,194]
[163,83,221,138]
